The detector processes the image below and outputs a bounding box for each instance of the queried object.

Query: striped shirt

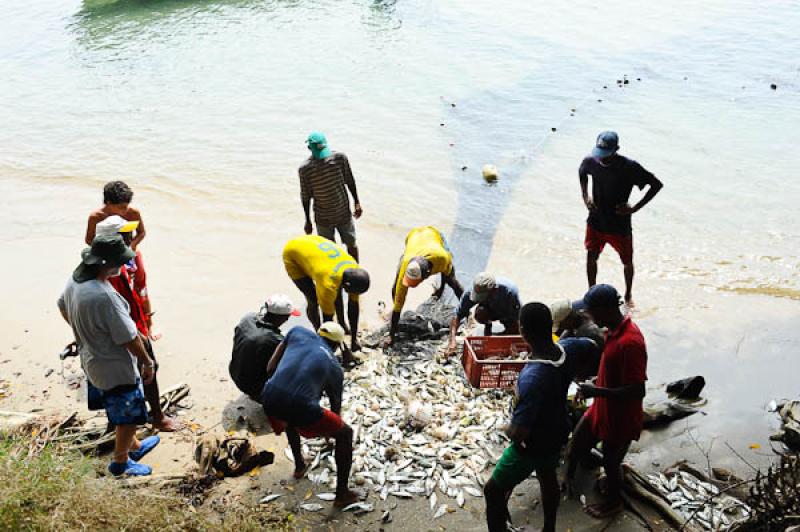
[299,152,356,226]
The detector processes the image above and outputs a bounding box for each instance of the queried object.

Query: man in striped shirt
[300,132,363,262]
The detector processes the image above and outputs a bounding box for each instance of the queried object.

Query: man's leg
[586,251,600,288]
[535,466,560,532]
[332,424,359,507]
[337,219,359,263]
[586,440,630,518]
[140,338,180,431]
[347,299,361,352]
[316,223,336,242]
[293,277,320,329]
[114,424,139,465]
[484,478,511,532]
[564,415,597,496]
[285,427,308,479]
[443,270,464,299]
[611,234,634,305]
[623,262,634,305]
[584,225,604,288]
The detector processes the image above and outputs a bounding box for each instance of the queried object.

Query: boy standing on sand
[86,181,156,336]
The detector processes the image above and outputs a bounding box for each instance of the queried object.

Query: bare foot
[152,415,183,432]
[584,500,624,519]
[351,339,361,352]
[293,462,310,479]
[560,476,576,498]
[624,294,635,309]
[333,489,361,508]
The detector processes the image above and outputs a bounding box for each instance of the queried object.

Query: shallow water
[1,0,799,473]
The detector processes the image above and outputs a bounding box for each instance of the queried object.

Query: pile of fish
[285,347,513,517]
[647,470,750,530]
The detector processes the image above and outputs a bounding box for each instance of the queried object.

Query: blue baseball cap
[591,131,619,159]
[576,284,622,310]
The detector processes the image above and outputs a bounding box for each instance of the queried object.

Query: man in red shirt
[565,284,647,518]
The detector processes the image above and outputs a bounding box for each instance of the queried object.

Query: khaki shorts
[317,218,357,248]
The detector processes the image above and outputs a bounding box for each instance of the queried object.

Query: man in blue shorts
[58,234,160,476]
[483,303,596,532]
[261,322,359,508]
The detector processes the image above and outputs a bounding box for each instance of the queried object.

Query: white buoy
[482,164,498,182]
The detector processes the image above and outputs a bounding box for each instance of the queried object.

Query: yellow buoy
[482,164,498,182]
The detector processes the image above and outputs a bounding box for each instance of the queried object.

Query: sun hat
[306,131,332,159]
[95,215,140,237]
[591,131,619,159]
[73,234,136,283]
[264,294,301,317]
[318,322,346,343]
[472,272,497,303]
[549,299,572,331]
[579,284,622,309]
[402,259,425,288]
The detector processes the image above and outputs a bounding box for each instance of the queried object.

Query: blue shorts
[91,380,147,426]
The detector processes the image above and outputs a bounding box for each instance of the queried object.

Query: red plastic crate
[461,336,529,388]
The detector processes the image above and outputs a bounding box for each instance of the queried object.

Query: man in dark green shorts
[483,302,597,532]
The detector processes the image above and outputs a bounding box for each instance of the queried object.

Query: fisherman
[446,272,520,355]
[57,234,160,476]
[229,294,300,401]
[261,323,359,508]
[565,284,648,518]
[579,131,663,306]
[387,226,464,347]
[86,180,157,337]
[483,303,598,532]
[282,235,370,359]
[300,131,363,261]
[95,216,180,431]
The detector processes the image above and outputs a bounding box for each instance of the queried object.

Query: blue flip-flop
[108,458,152,477]
[129,435,160,461]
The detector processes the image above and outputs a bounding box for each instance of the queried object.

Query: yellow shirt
[283,235,360,315]
[392,226,454,312]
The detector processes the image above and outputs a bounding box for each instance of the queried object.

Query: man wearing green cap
[58,234,160,477]
[299,132,363,261]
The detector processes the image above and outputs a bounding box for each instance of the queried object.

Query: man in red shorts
[261,322,359,508]
[564,284,648,518]
[579,131,663,306]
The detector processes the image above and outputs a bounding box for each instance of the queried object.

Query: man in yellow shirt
[387,226,463,346]
[283,236,370,356]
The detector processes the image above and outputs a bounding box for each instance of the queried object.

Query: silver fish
[300,503,324,512]
[258,494,282,504]
[316,493,336,501]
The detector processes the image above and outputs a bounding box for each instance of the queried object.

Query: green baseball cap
[306,131,332,159]
[73,234,136,283]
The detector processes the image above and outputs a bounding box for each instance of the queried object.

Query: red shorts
[268,409,345,439]
[585,225,633,264]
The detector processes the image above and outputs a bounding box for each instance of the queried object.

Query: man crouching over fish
[484,303,597,532]
[261,322,360,507]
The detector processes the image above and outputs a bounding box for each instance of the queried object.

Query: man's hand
[615,203,637,215]
[445,339,458,356]
[578,382,598,399]
[353,203,363,219]
[304,220,313,234]
[584,197,597,212]
[141,365,155,385]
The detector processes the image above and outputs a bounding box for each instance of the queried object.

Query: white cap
[402,260,423,287]
[95,215,139,237]
[265,294,301,317]
[318,321,346,343]
[472,272,497,303]
[549,299,572,331]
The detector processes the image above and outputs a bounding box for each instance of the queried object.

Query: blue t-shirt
[455,277,521,322]
[261,326,344,426]
[511,337,596,454]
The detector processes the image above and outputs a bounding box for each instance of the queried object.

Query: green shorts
[317,218,357,248]
[490,443,561,490]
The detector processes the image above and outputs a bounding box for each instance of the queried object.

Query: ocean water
[1,0,799,468]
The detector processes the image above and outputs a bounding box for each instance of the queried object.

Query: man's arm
[626,176,663,214]
[341,155,362,219]
[266,341,286,377]
[617,165,664,215]
[129,209,146,250]
[326,375,344,415]
[299,169,313,234]
[123,335,155,385]
[579,162,596,211]
[85,213,100,245]
[505,423,531,444]
[579,382,645,400]
[447,294,472,352]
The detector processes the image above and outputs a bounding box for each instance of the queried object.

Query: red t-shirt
[109,266,149,336]
[587,316,647,443]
